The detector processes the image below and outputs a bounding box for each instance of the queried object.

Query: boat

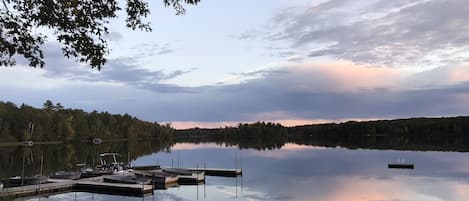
[80,169,114,178]
[0,181,3,191]
[1,175,47,187]
[50,171,81,180]
[22,141,34,147]
[92,138,102,144]
[161,168,205,184]
[103,175,152,185]
[80,153,130,178]
[97,153,126,171]
[134,170,179,184]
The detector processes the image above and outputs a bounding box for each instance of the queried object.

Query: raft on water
[388,163,414,169]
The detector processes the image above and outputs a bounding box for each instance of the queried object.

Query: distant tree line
[0,101,173,142]
[288,117,469,151]
[174,122,288,150]
[175,117,469,152]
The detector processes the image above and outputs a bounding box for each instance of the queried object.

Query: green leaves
[0,0,200,70]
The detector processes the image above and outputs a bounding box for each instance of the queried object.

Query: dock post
[38,155,43,193]
[21,152,25,187]
[142,173,145,195]
[128,152,131,167]
[235,151,238,170]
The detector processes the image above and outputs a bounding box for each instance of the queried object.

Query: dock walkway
[0,176,153,199]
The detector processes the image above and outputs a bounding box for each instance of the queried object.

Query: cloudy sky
[2,0,469,128]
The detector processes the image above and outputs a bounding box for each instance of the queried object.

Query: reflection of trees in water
[3,117,469,178]
[0,139,175,178]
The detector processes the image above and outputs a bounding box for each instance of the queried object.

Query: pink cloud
[276,61,409,93]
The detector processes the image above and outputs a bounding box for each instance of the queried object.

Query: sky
[2,0,469,128]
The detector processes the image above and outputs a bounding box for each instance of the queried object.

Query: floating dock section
[75,181,153,197]
[187,168,242,177]
[388,163,415,169]
[0,166,243,199]
[0,180,75,198]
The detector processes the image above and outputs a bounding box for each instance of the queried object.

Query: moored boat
[134,170,179,184]
[80,169,114,178]
[92,138,102,144]
[22,141,34,147]
[103,175,152,185]
[50,171,81,180]
[1,175,47,187]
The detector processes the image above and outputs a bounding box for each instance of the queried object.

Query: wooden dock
[76,181,153,197]
[0,180,75,198]
[133,165,161,170]
[0,166,242,199]
[160,166,242,177]
[187,168,242,177]
[0,177,153,199]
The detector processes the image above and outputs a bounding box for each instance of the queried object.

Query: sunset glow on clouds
[2,0,469,128]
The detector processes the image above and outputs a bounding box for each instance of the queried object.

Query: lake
[4,142,469,201]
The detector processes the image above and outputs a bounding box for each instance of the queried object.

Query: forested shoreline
[0,101,173,142]
[3,100,469,151]
[175,117,469,151]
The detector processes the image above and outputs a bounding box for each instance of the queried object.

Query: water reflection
[8,142,469,201]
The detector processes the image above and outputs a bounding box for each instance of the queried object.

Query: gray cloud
[115,63,469,122]
[247,0,469,67]
[4,62,469,123]
[132,43,175,57]
[230,68,286,77]
[37,43,195,93]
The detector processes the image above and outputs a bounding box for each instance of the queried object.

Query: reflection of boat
[0,181,3,191]
[103,175,152,185]
[388,163,414,169]
[50,171,81,180]
[1,175,48,187]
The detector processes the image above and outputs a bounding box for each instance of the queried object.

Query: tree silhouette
[0,0,200,69]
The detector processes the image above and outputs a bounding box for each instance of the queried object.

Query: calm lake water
[9,143,469,201]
